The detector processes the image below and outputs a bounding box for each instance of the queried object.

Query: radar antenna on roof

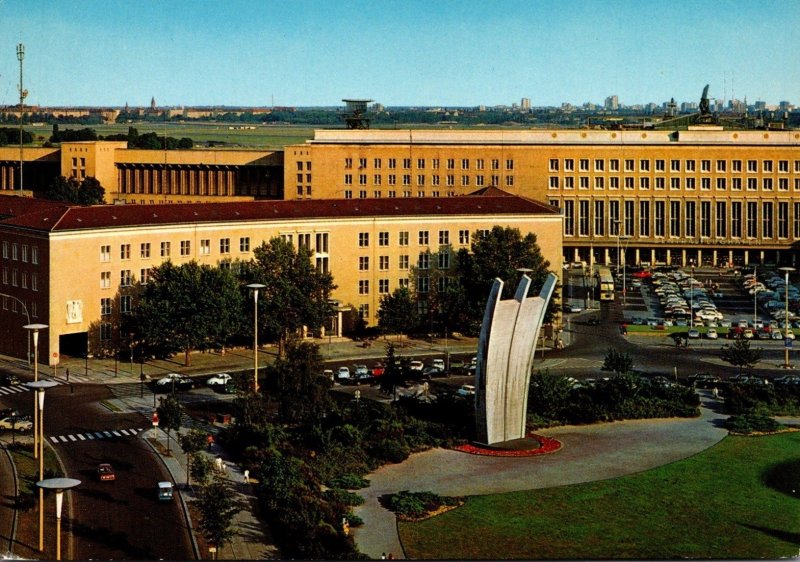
[341,99,373,129]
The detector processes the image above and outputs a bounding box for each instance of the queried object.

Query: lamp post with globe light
[24,323,48,457]
[779,266,795,369]
[27,379,58,552]
[36,478,81,560]
[247,283,266,393]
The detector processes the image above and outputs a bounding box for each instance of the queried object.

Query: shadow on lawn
[762,458,800,498]
[740,522,800,545]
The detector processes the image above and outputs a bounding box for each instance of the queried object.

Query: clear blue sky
[1,0,798,108]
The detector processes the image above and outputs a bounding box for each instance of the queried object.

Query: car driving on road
[0,416,32,431]
[154,373,193,392]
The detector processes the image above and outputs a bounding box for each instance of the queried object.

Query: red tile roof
[0,191,557,233]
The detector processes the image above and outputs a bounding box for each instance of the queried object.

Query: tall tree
[601,347,634,375]
[242,237,336,357]
[178,429,208,487]
[431,226,552,335]
[720,336,762,374]
[131,261,244,365]
[267,339,332,425]
[41,175,105,205]
[157,393,183,454]
[196,478,239,552]
[378,287,418,340]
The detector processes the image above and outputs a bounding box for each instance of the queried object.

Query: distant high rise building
[755,101,767,111]
[521,97,531,110]
[150,97,156,110]
[779,101,792,111]
[604,95,619,110]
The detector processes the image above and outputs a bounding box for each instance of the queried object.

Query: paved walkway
[351,391,729,559]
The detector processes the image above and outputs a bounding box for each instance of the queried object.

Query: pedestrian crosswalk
[48,427,146,444]
[0,376,88,396]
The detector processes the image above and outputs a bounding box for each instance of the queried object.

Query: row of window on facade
[343,173,514,188]
[357,251,452,272]
[1,295,37,318]
[549,175,800,191]
[101,233,331,262]
[548,157,800,174]
[2,268,38,290]
[343,190,461,199]
[2,242,39,264]
[344,157,515,171]
[555,199,800,240]
[356,229,477,248]
[354,300,432,323]
[356,275,450,297]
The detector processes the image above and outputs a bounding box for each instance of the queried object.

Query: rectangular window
[778,201,789,238]
[379,279,389,294]
[763,202,773,238]
[686,201,696,238]
[379,255,389,270]
[763,160,773,173]
[686,177,696,190]
[763,178,773,190]
[747,178,757,191]
[101,298,112,316]
[120,270,132,287]
[399,231,409,246]
[731,201,742,238]
[402,158,411,169]
[374,175,381,185]
[549,176,559,189]
[359,232,369,247]
[432,158,440,169]
[670,177,680,190]
[345,158,353,169]
[220,238,230,254]
[1,241,7,259]
[101,271,111,289]
[639,200,650,237]
[358,304,369,320]
[417,276,429,293]
[359,280,369,295]
[418,230,429,245]
[200,239,210,255]
[700,201,711,237]
[640,177,650,189]
[21,245,28,263]
[459,229,470,245]
[140,268,150,284]
[701,160,711,172]
[180,240,191,256]
[609,159,619,172]
[388,158,396,169]
[655,159,665,172]
[565,177,575,189]
[670,159,680,172]
[609,177,619,190]
[640,159,650,172]
[418,253,430,270]
[578,200,589,236]
[316,233,329,253]
[779,178,789,191]
[580,176,589,189]
[624,177,634,190]
[549,159,559,172]
[732,177,742,190]
[399,255,409,270]
[748,160,757,172]
[344,174,353,185]
[239,237,250,252]
[747,202,758,238]
[160,242,170,257]
[121,295,132,314]
[716,160,726,172]
[624,201,634,237]
[716,201,727,238]
[594,176,604,189]
[594,200,605,236]
[717,178,726,190]
[594,159,605,172]
[565,159,575,172]
[31,246,38,265]
[438,230,449,245]
[563,200,574,236]
[579,159,589,172]
[701,177,711,190]
[506,159,514,170]
[438,250,450,269]
[670,200,681,237]
[378,231,389,246]
[686,160,696,172]
[101,245,111,262]
[374,158,382,169]
[795,203,800,238]
[359,256,369,271]
[624,159,635,172]
[120,244,130,260]
[655,200,665,237]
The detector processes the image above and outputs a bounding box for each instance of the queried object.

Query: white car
[0,417,32,431]
[207,373,232,387]
[705,328,718,340]
[336,366,351,382]
[409,360,424,371]
[154,373,193,390]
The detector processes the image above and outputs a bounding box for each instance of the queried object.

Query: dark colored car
[97,463,116,481]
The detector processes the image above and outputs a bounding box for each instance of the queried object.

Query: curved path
[352,392,729,559]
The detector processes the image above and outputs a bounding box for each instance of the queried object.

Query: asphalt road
[0,382,194,560]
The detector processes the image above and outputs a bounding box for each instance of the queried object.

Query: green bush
[382,490,462,520]
[369,439,410,464]
[328,473,370,489]
[725,412,784,434]
[322,488,365,507]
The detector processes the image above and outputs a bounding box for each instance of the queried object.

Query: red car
[97,463,116,481]
[632,270,652,279]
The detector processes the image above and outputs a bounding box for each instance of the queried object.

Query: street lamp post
[247,283,266,393]
[779,266,795,369]
[27,379,58,553]
[753,266,759,328]
[36,478,81,560]
[24,323,48,458]
[689,261,695,329]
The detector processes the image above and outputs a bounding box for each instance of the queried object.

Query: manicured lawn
[398,433,800,559]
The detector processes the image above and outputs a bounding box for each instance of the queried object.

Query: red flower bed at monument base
[453,434,562,457]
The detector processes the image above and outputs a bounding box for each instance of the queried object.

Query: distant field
[26,123,316,149]
[398,432,800,559]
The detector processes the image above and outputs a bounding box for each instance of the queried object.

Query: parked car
[431,358,446,371]
[336,366,351,382]
[774,375,800,384]
[96,463,116,482]
[0,417,32,431]
[563,304,583,313]
[687,329,701,339]
[351,364,372,385]
[0,374,20,386]
[705,328,718,340]
[409,360,424,371]
[154,373,193,391]
[689,373,721,388]
[371,363,385,377]
[206,373,232,387]
[457,384,476,397]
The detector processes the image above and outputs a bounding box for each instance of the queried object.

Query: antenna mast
[17,43,27,191]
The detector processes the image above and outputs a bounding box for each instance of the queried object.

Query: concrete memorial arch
[474,272,558,445]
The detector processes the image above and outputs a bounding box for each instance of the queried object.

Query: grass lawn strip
[399,432,800,559]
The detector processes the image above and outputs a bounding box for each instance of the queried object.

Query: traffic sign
[152,412,159,426]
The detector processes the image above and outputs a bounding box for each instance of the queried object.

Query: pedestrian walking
[206,434,214,451]
[244,469,250,483]
[215,456,223,472]
[381,554,386,560]
[65,368,70,382]
[712,387,719,399]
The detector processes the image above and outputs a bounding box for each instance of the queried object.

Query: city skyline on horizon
[1,0,798,109]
